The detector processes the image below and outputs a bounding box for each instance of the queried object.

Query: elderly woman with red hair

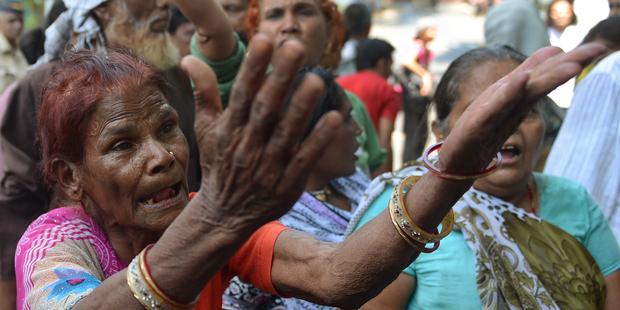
[13,20,606,310]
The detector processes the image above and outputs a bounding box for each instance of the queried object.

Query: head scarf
[35,0,107,66]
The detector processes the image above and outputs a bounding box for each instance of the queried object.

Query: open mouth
[138,182,184,210]
[500,144,522,162]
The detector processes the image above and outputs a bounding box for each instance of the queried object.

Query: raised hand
[437,44,606,174]
[181,34,343,230]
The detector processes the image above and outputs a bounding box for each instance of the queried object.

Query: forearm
[76,194,260,307]
[604,271,620,310]
[378,118,394,171]
[170,0,236,60]
[272,173,472,307]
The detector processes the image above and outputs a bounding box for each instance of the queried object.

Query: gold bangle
[389,198,441,253]
[395,176,455,243]
[138,245,195,309]
[127,254,166,309]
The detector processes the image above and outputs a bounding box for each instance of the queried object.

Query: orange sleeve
[228,221,287,296]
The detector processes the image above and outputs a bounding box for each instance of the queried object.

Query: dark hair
[344,3,371,38]
[434,46,526,125]
[355,38,394,71]
[19,29,44,64]
[546,0,577,28]
[285,67,346,139]
[19,0,67,64]
[45,0,67,29]
[168,7,190,34]
[38,49,169,186]
[581,16,620,49]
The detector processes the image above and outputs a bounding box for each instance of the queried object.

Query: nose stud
[169,151,175,161]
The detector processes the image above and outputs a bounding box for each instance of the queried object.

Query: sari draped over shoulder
[347,164,606,310]
[15,206,125,310]
[223,169,369,310]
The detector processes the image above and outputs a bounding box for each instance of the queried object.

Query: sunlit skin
[434,59,545,210]
[257,0,330,66]
[77,86,189,263]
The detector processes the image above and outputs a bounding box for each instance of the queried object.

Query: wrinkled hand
[438,44,606,173]
[181,34,343,229]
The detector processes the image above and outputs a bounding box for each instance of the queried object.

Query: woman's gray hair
[433,45,526,130]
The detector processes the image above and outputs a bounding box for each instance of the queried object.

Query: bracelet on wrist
[388,175,455,253]
[422,141,502,180]
[127,245,196,310]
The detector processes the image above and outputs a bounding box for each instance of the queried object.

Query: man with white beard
[0,1,209,307]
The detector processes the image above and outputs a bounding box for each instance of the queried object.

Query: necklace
[309,186,332,202]
[526,179,538,215]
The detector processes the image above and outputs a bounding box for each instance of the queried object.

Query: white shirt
[545,51,620,244]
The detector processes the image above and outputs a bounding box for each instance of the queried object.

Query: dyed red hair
[243,0,346,69]
[37,49,168,186]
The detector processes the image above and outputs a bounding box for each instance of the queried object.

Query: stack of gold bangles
[389,141,502,252]
[389,175,455,253]
[127,244,196,309]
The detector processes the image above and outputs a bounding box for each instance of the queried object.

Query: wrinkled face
[316,96,361,178]
[0,10,23,44]
[440,60,545,194]
[258,0,330,66]
[171,22,195,57]
[79,85,189,232]
[218,0,248,33]
[549,0,574,30]
[104,0,180,69]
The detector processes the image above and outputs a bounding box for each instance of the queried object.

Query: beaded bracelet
[422,142,502,180]
[127,246,196,310]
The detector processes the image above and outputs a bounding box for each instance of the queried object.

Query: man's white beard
[107,23,181,70]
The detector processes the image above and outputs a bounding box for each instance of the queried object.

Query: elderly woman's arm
[267,43,609,307]
[168,0,236,60]
[73,37,337,308]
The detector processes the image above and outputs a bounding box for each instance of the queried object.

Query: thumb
[180,55,222,120]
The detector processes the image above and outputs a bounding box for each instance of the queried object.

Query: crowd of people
[0,0,619,309]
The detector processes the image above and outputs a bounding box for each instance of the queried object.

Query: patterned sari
[223,168,369,309]
[346,165,606,309]
[15,206,125,309]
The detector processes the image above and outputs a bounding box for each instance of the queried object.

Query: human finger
[227,33,274,129]
[508,46,563,76]
[278,112,343,194]
[246,39,306,142]
[253,74,326,188]
[180,55,222,121]
[524,43,606,99]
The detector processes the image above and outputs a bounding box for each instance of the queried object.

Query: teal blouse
[353,173,620,309]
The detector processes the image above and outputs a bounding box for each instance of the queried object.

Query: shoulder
[536,173,592,211]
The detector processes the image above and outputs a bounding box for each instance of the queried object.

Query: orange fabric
[193,221,287,309]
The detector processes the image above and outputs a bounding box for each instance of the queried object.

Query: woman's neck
[306,172,331,192]
[105,225,161,264]
[306,172,351,212]
[475,177,536,213]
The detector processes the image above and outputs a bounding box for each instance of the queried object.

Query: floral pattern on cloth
[15,206,125,310]
[346,164,606,310]
[223,168,369,309]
